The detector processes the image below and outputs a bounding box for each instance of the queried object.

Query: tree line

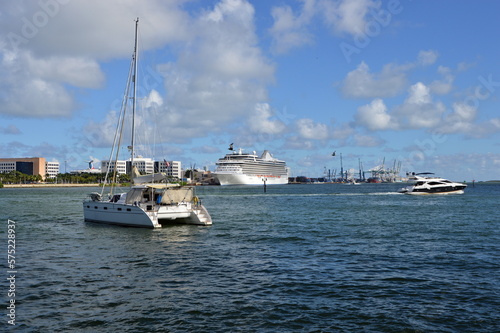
[0,171,131,185]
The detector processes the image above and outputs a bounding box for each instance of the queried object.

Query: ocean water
[1,183,499,332]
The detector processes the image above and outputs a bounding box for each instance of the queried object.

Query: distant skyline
[1,0,499,181]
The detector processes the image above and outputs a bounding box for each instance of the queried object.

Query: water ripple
[2,184,499,332]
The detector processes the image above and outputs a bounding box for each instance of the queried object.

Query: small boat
[82,18,211,228]
[398,173,467,195]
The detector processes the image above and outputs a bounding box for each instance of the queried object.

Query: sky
[1,0,499,181]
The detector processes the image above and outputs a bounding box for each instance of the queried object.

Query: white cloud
[144,89,163,108]
[393,82,446,129]
[406,82,431,104]
[296,118,329,140]
[0,0,189,118]
[0,49,78,117]
[83,111,121,148]
[248,103,286,134]
[78,0,276,145]
[353,133,384,147]
[269,0,378,53]
[355,98,395,131]
[0,0,190,59]
[27,54,104,88]
[193,0,271,79]
[438,102,500,138]
[340,51,448,99]
[269,0,317,54]
[418,50,439,66]
[283,136,315,150]
[429,66,454,95]
[341,61,408,98]
[320,0,378,36]
[0,124,21,135]
[351,81,500,140]
[153,0,274,139]
[341,54,499,139]
[331,122,355,140]
[1,76,75,117]
[448,102,476,123]
[353,83,450,132]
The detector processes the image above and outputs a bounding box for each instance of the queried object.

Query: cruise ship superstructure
[214,148,289,185]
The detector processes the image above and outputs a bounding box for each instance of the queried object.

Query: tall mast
[131,18,139,171]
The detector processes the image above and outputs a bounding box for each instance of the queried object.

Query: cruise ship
[214,148,289,185]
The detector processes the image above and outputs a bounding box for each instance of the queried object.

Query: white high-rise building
[101,160,127,175]
[45,161,60,178]
[155,160,182,179]
[102,158,182,179]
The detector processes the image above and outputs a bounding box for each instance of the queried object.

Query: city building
[101,160,127,175]
[0,157,60,179]
[46,161,60,178]
[101,158,182,179]
[155,160,182,179]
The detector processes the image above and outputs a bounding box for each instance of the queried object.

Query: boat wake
[205,192,402,198]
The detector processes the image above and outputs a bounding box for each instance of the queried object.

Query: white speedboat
[398,173,467,195]
[83,19,211,228]
[214,147,289,185]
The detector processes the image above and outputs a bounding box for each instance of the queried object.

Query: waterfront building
[155,160,182,179]
[46,161,60,178]
[101,160,127,175]
[101,158,182,179]
[0,157,60,179]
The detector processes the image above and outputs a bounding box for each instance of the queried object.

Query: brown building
[0,157,59,179]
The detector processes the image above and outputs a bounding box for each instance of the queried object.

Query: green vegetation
[0,171,43,184]
[0,171,186,187]
[0,171,131,185]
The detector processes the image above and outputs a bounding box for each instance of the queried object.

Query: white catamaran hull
[83,201,211,228]
[215,173,288,185]
[83,201,160,228]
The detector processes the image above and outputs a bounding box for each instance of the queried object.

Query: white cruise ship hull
[215,173,288,185]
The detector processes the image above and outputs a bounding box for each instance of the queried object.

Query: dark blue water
[1,183,499,332]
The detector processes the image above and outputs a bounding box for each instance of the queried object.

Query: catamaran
[83,18,212,228]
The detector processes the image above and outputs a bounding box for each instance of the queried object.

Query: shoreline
[1,183,102,188]
[2,181,498,189]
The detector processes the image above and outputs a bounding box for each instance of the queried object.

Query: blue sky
[1,0,499,181]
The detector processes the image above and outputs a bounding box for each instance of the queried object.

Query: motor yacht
[398,173,467,195]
